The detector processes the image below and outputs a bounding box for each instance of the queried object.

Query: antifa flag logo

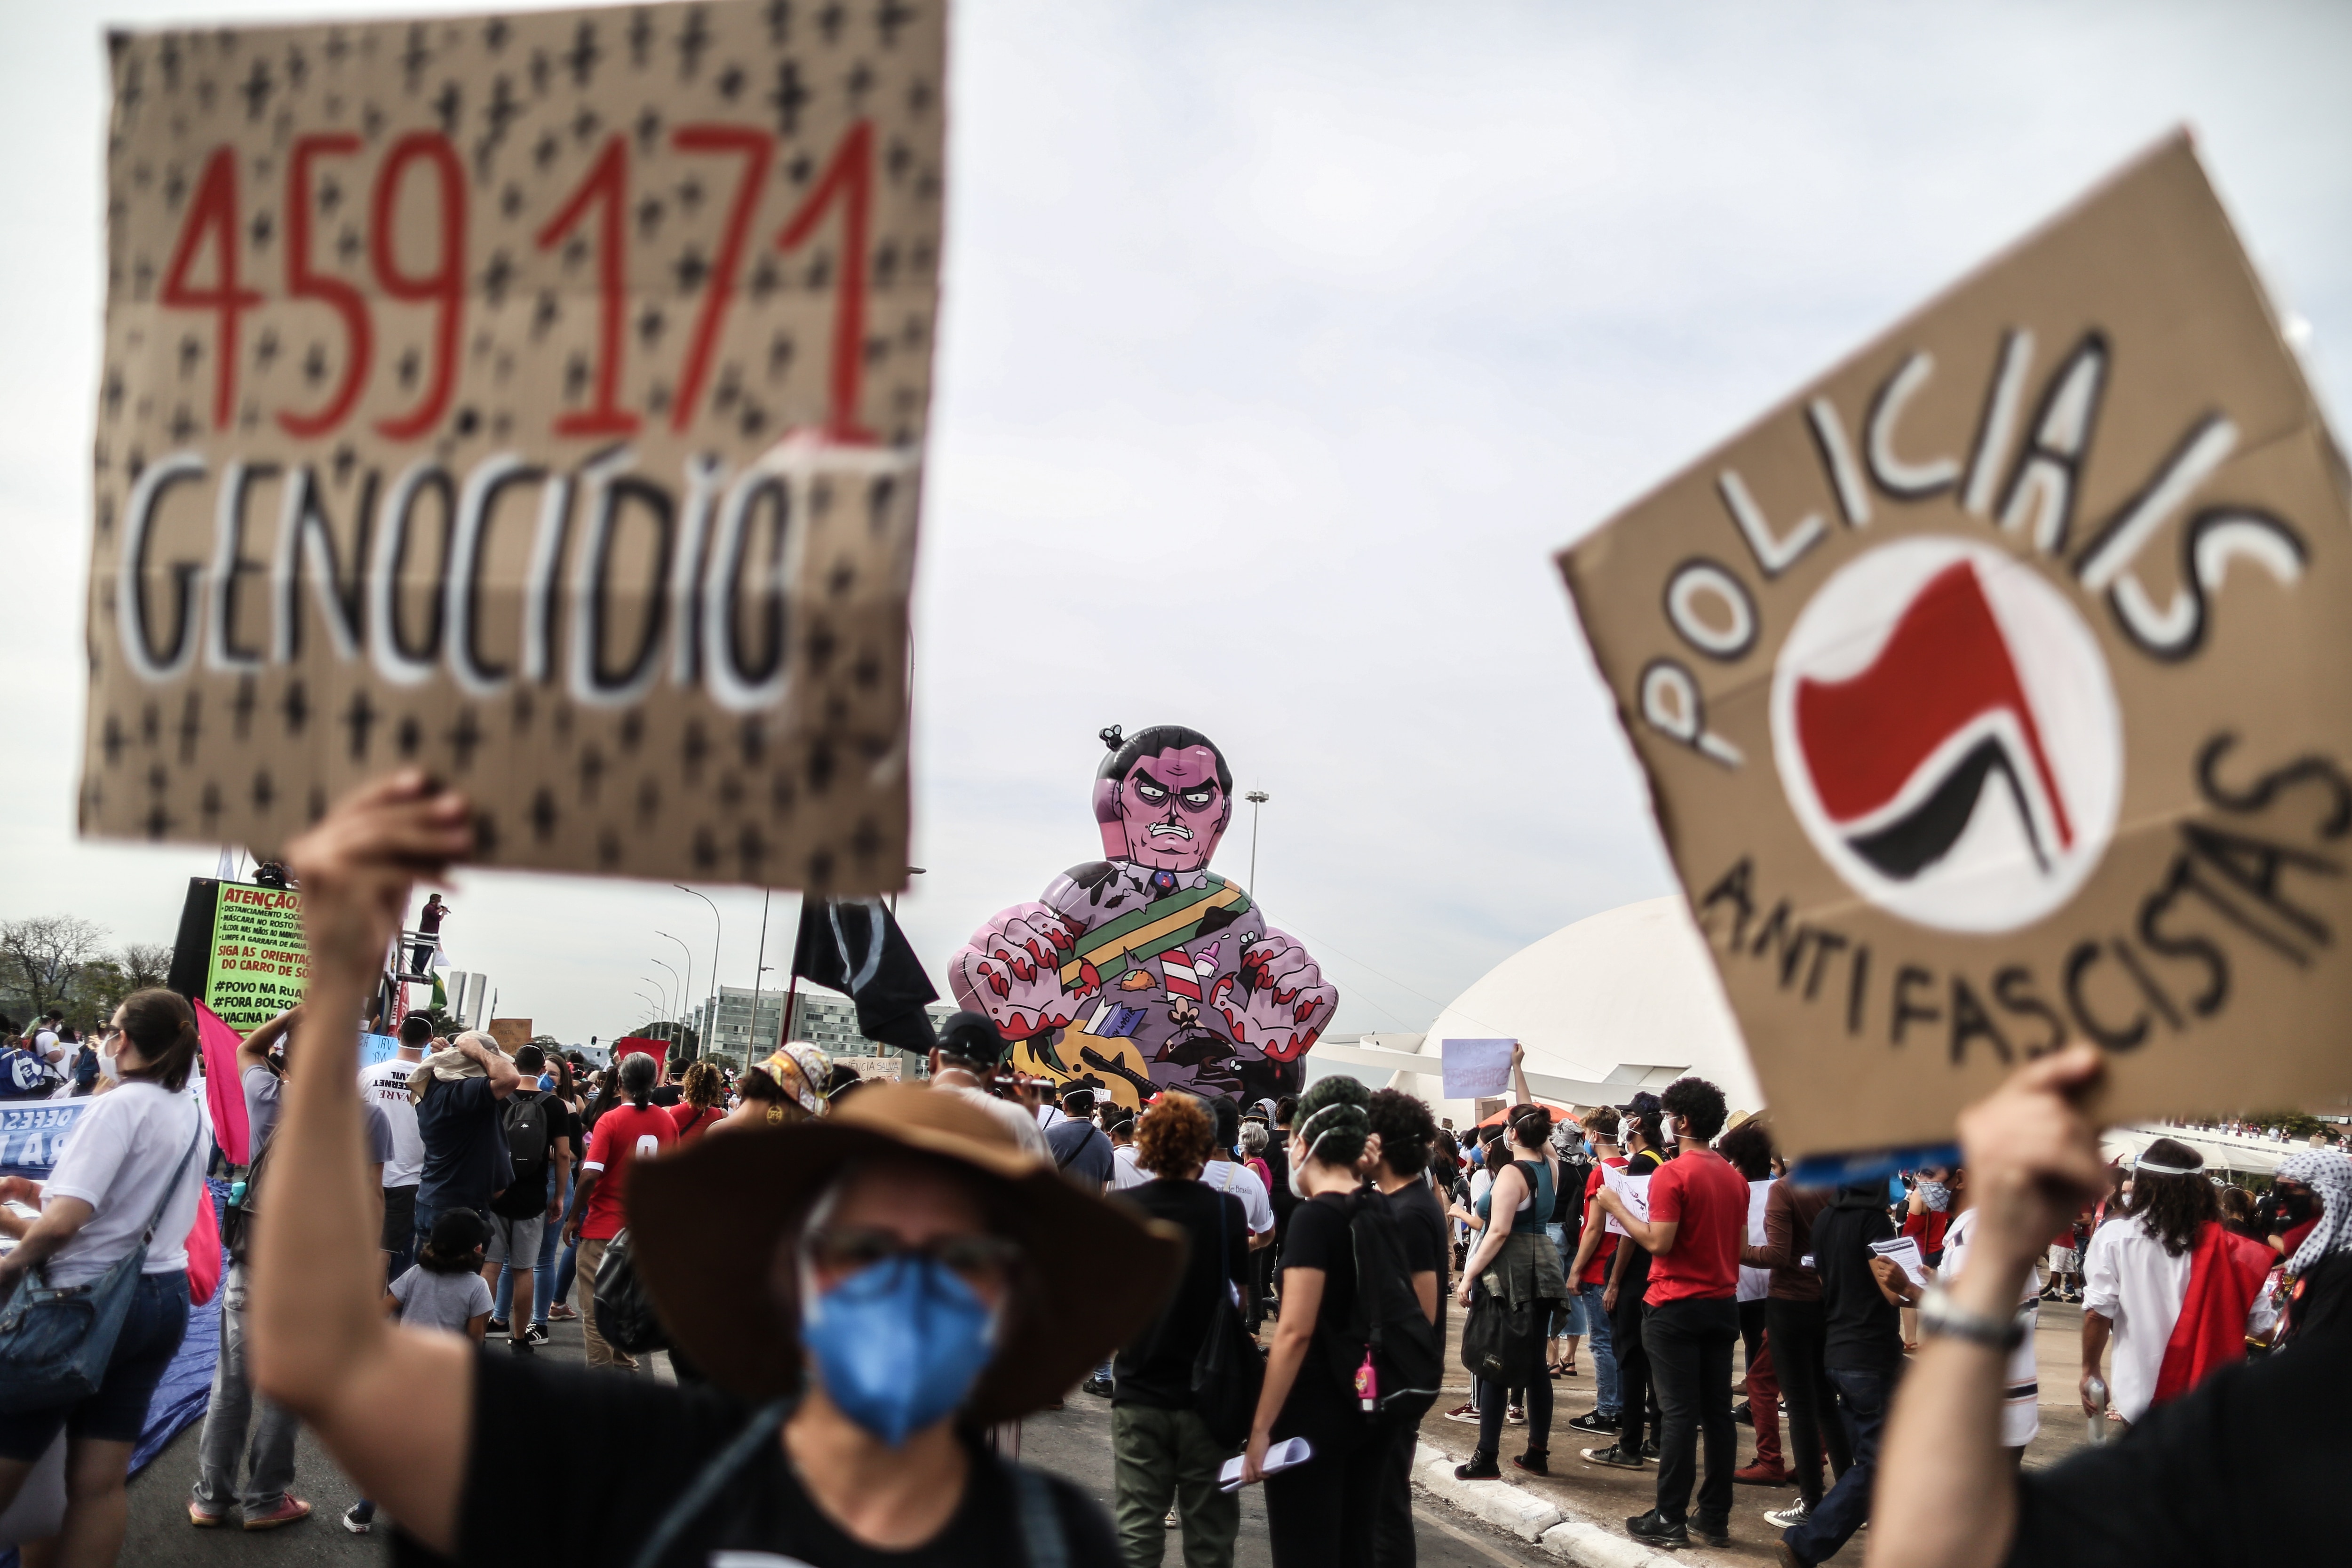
[1770,538,2123,934]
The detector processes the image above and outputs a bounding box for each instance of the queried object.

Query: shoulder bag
[1189,1187,1264,1446]
[0,1109,204,1412]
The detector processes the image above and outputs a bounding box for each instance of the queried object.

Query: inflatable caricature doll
[948,725,1338,1108]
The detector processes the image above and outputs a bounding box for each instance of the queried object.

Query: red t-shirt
[581,1103,679,1239]
[668,1103,724,1143]
[1643,1148,1748,1305]
[1579,1156,1627,1286]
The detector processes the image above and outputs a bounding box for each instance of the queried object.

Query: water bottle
[2084,1375,2109,1445]
[228,1179,247,1206]
[1355,1348,1379,1413]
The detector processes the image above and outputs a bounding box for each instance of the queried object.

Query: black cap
[937,1010,1013,1069]
[1615,1090,1661,1117]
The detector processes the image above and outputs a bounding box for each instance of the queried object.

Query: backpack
[72,1045,99,1090]
[1327,1191,1444,1425]
[502,1090,550,1170]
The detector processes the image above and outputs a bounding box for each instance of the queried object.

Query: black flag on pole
[791,898,940,1054]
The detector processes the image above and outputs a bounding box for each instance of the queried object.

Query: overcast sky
[5,0,2350,1047]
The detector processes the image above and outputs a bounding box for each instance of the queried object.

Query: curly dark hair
[1367,1089,1438,1178]
[1715,1118,1774,1180]
[1136,1093,1215,1177]
[1661,1076,1729,1144]
[2128,1139,2218,1256]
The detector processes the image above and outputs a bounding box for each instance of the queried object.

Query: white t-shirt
[1737,1179,1773,1304]
[41,1082,208,1288]
[1110,1144,1148,1191]
[1942,1208,2041,1447]
[2081,1215,2191,1423]
[33,1029,61,1065]
[1200,1159,1274,1235]
[359,1056,426,1186]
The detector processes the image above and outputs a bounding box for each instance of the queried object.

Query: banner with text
[82,0,945,892]
[169,877,311,1033]
[1559,134,2352,1158]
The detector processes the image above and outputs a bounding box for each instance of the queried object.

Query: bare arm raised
[247,772,475,1556]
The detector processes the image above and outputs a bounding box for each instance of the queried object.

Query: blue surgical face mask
[801,1254,1001,1447]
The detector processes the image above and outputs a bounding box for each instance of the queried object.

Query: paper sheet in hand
[1220,1438,1312,1491]
[1601,1163,1651,1237]
[1871,1236,1931,1289]
[1441,1039,1515,1100]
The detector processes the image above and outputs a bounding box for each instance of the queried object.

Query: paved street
[115,1282,2100,1568]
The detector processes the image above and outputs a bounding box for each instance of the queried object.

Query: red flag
[192,998,250,1167]
[2152,1221,2273,1405]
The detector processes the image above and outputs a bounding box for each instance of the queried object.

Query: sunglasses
[804,1226,1021,1289]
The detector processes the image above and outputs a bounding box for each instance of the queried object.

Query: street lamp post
[655,930,694,1055]
[1246,790,1271,893]
[642,974,673,1041]
[675,886,723,1060]
[747,889,771,1072]
[651,959,683,1045]
[891,867,926,916]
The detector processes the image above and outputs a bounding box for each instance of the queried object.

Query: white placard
[1869,1235,1931,1289]
[1601,1163,1651,1237]
[1220,1438,1314,1491]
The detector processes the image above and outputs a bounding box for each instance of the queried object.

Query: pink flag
[193,999,250,1166]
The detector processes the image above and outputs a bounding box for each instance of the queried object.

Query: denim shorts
[0,1269,191,1459]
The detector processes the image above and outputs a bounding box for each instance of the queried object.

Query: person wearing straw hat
[245,772,1181,1566]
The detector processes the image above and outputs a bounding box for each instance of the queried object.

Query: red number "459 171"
[159,119,876,444]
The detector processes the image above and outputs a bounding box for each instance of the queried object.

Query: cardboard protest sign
[83,0,944,894]
[1560,134,2352,1160]
[167,876,310,1033]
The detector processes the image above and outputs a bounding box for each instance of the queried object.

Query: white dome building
[1312,896,1763,1126]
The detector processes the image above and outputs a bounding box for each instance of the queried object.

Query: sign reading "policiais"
[80,0,944,894]
[1561,134,2352,1160]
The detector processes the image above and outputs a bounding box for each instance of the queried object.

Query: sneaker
[1511,1452,1549,1476]
[1733,1399,1753,1426]
[1580,1443,1645,1469]
[1164,1509,1179,1528]
[485,1317,511,1338]
[1691,1519,1732,1548]
[1454,1454,1502,1480]
[1733,1462,1792,1486]
[1082,1375,1115,1399]
[1764,1499,1812,1530]
[548,1304,580,1320]
[1625,1510,1688,1548]
[242,1496,313,1531]
[188,1503,228,1528]
[1565,1409,1618,1434]
[1442,1403,1484,1424]
[522,1321,551,1347]
[1505,1404,1526,1425]
[510,1332,535,1354]
[1641,1437,1660,1458]
[341,1505,372,1536]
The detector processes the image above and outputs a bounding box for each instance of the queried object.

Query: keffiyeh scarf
[2277,1148,2352,1277]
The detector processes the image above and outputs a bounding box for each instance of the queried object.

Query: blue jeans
[1784,1364,1896,1565]
[1578,1281,1620,1417]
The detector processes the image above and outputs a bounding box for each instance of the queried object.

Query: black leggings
[1477,1358,1552,1459]
[1613,1295,1652,1449]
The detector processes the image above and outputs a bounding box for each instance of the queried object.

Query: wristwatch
[1919,1286,2026,1352]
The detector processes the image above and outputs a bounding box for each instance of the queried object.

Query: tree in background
[0,915,110,1025]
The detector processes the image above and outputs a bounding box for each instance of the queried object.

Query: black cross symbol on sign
[252,770,276,813]
[101,714,127,767]
[472,810,501,859]
[280,679,311,735]
[200,780,223,825]
[177,692,204,762]
[529,787,559,841]
[445,707,484,770]
[232,675,257,738]
[736,823,770,880]
[876,0,918,46]
[396,715,423,758]
[343,688,379,760]
[768,61,811,136]
[682,720,709,781]
[143,801,175,840]
[576,745,606,801]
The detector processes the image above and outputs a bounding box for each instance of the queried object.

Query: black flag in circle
[791,898,940,1054]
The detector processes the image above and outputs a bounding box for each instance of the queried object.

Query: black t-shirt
[1812,1190,1901,1374]
[415,1075,506,1218]
[1611,1149,1662,1313]
[1274,1190,1365,1436]
[1113,1179,1249,1409]
[650,1084,684,1107]
[1264,1139,1296,1226]
[396,1350,1120,1568]
[2006,1253,2351,1567]
[1386,1177,1449,1341]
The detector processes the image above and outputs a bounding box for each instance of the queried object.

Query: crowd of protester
[1,772,2348,1567]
